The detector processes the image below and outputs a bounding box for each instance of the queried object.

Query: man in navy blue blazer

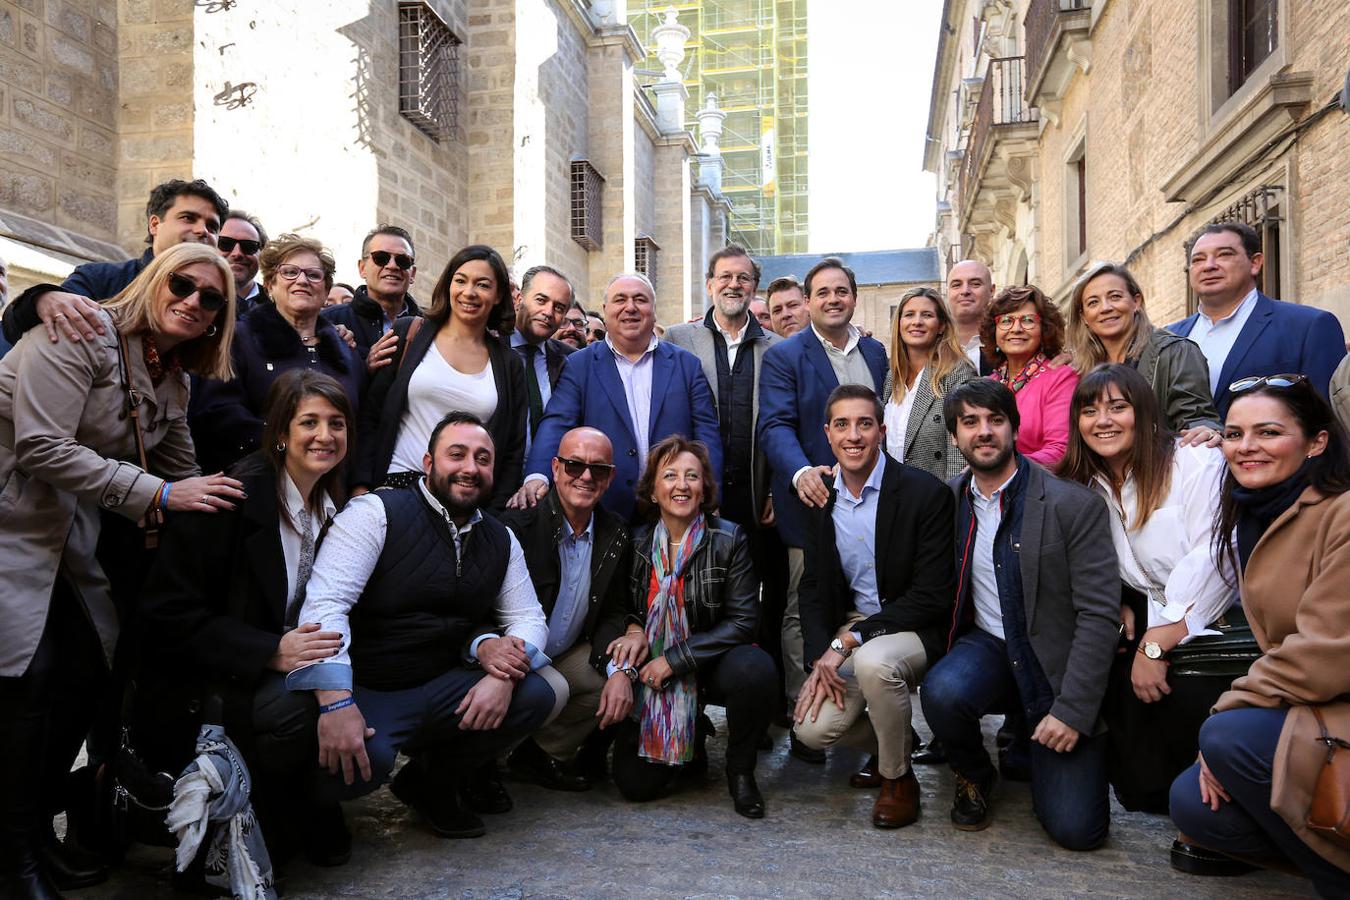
[1169,222,1345,417]
[757,257,887,714]
[510,273,722,522]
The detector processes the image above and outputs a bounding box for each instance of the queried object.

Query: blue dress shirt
[832,453,887,618]
[545,514,594,658]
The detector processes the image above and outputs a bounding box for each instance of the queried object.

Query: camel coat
[0,310,199,677]
[1214,486,1350,871]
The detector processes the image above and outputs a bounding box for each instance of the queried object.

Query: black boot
[571,726,616,784]
[458,759,513,814]
[39,825,107,891]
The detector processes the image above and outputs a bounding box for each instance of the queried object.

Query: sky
[807,0,942,253]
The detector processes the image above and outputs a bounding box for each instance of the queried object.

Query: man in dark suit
[758,256,887,730]
[321,224,421,367]
[506,265,577,450]
[510,273,722,521]
[921,379,1119,850]
[1169,221,1345,416]
[793,385,955,829]
[498,426,633,791]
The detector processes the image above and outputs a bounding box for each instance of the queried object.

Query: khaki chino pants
[534,641,607,760]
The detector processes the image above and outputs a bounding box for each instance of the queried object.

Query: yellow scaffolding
[631,0,809,256]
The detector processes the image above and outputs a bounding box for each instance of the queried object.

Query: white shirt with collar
[712,312,749,370]
[969,467,1019,640]
[288,478,549,689]
[962,333,983,371]
[1188,287,1259,395]
[278,471,336,613]
[792,323,872,491]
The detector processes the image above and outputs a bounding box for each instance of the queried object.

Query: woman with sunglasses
[1169,374,1350,893]
[1057,364,1232,814]
[981,285,1078,466]
[141,370,355,872]
[882,287,977,481]
[191,234,364,474]
[1066,261,1221,443]
[0,242,243,899]
[355,244,527,509]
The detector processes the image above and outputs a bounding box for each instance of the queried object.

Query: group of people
[0,175,1348,899]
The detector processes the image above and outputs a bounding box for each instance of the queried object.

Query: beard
[962,440,1014,473]
[426,464,489,517]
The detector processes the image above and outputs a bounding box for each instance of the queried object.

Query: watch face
[1145,642,1163,659]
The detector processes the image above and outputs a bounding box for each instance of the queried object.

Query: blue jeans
[1171,708,1350,897]
[320,667,555,803]
[921,629,1110,850]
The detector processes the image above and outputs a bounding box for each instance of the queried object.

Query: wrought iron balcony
[958,56,1039,225]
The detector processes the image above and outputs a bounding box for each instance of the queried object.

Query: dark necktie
[521,343,544,436]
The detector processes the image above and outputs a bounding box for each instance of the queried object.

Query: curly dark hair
[634,435,720,522]
[426,244,514,335]
[979,284,1066,366]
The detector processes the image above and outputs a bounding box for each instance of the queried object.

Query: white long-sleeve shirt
[286,480,548,692]
[1093,442,1234,642]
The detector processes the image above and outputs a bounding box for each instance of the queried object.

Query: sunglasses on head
[217,236,261,256]
[367,250,415,270]
[167,272,227,313]
[555,456,616,480]
[1229,373,1307,394]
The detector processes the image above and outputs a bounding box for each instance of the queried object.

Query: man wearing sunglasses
[321,224,420,367]
[218,209,269,317]
[1,178,229,347]
[499,427,633,790]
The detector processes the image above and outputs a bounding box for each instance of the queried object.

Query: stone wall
[0,0,120,247]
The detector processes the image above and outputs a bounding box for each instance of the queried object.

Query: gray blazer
[950,461,1121,735]
[0,310,200,676]
[663,316,780,519]
[882,360,978,482]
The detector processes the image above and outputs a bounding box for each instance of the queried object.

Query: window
[398,2,461,142]
[1227,0,1277,96]
[1185,185,1285,314]
[634,236,659,291]
[1063,132,1088,271]
[570,160,605,251]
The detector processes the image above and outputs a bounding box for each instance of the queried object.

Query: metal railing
[1025,0,1090,92]
[958,57,1037,217]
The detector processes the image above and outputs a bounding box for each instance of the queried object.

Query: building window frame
[1062,120,1089,278]
[397,2,461,143]
[634,235,660,291]
[1184,165,1294,316]
[570,159,605,252]
[1201,0,1289,123]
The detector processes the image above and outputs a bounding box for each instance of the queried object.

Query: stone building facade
[0,0,730,326]
[923,0,1350,327]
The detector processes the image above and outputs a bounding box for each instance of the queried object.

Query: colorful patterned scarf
[141,332,181,386]
[637,514,706,765]
[993,351,1049,394]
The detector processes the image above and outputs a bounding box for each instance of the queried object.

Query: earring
[276,442,287,453]
[205,324,218,337]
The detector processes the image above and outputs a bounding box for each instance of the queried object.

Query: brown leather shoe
[871,770,920,828]
[850,754,882,789]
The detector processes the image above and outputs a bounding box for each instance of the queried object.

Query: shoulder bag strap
[1112,503,1169,606]
[116,330,160,550]
[397,316,425,373]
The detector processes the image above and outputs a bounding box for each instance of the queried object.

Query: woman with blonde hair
[882,287,977,480]
[0,241,245,898]
[1067,261,1220,443]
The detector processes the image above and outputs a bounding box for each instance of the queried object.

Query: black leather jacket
[599,516,759,678]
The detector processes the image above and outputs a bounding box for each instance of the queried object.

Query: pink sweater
[1010,365,1078,467]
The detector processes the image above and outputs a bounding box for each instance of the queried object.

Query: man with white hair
[509,272,722,521]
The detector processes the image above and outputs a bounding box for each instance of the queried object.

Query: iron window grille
[634,236,659,291]
[398,2,460,142]
[571,160,605,251]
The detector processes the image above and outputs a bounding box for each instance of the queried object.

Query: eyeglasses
[277,264,326,284]
[996,313,1041,330]
[167,272,227,312]
[589,328,606,340]
[713,273,755,286]
[1229,373,1307,393]
[555,456,616,480]
[562,316,587,330]
[367,250,415,270]
[217,236,261,256]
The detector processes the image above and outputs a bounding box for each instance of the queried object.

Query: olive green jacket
[1131,328,1220,432]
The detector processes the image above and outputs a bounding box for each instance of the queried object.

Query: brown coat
[0,310,199,677]
[1214,486,1350,871]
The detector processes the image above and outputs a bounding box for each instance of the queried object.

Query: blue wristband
[318,696,355,714]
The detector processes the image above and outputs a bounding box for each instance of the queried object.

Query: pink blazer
[1010,365,1078,467]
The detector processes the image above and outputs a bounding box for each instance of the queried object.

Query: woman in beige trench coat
[0,242,244,899]
[1170,375,1350,896]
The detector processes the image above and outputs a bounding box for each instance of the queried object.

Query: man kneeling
[793,385,956,828]
[288,412,555,839]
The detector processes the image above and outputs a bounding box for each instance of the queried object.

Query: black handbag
[1166,605,1262,680]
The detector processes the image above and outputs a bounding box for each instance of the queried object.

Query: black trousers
[720,481,790,700]
[611,644,775,802]
[0,580,108,857]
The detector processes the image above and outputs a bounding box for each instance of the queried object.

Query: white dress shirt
[390,347,498,473]
[607,335,658,469]
[712,313,748,370]
[883,368,924,463]
[279,471,336,614]
[1188,288,1259,395]
[792,323,873,490]
[286,479,548,691]
[1093,443,1233,642]
[962,333,983,371]
[969,468,1019,640]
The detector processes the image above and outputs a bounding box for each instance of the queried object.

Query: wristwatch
[1139,641,1165,660]
[829,637,853,659]
[620,666,640,683]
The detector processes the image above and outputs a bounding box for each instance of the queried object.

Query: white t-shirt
[883,367,925,463]
[389,347,497,473]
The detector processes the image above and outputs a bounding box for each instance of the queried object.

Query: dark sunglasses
[589,328,606,340]
[217,236,261,256]
[367,250,415,270]
[555,456,615,480]
[167,272,227,313]
[1229,373,1307,393]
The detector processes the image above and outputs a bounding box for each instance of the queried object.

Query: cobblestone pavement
[83,713,1314,899]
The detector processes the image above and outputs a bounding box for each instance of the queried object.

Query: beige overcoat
[0,309,198,677]
[1214,486,1350,871]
